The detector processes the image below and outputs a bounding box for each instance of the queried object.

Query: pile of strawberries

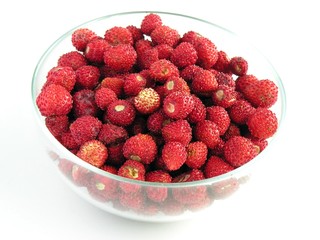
[36,13,278,213]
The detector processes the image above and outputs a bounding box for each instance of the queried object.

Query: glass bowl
[31,11,286,222]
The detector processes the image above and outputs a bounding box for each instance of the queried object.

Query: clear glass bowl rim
[31,10,287,189]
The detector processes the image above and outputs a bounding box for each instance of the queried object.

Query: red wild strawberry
[123,73,147,96]
[223,122,241,141]
[193,37,219,69]
[134,88,161,114]
[191,69,218,96]
[212,85,237,108]
[235,74,258,94]
[140,13,163,35]
[71,28,98,52]
[170,42,198,68]
[163,76,190,96]
[180,64,203,82]
[100,77,124,97]
[145,170,172,202]
[229,56,248,76]
[247,108,278,139]
[104,26,133,46]
[72,89,99,118]
[75,65,100,90]
[194,120,220,149]
[105,99,136,126]
[161,119,192,146]
[44,66,76,92]
[76,140,108,168]
[162,141,187,171]
[122,134,157,164]
[45,115,69,139]
[187,94,206,124]
[215,72,235,88]
[150,25,180,47]
[84,38,110,63]
[181,31,203,45]
[97,123,128,146]
[107,143,125,166]
[204,156,234,178]
[126,25,144,43]
[206,106,231,135]
[228,99,255,124]
[149,59,179,83]
[224,136,258,167]
[155,44,173,59]
[213,50,231,73]
[147,110,171,134]
[163,91,194,120]
[186,141,208,169]
[94,87,118,111]
[36,84,73,117]
[57,51,87,70]
[60,130,79,150]
[137,47,159,70]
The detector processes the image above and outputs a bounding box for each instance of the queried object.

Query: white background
[1,0,319,239]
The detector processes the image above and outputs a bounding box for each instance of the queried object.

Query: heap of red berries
[37,13,279,214]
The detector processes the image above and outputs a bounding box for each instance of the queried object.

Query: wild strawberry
[155,44,173,59]
[36,84,73,117]
[122,134,157,164]
[181,31,203,45]
[235,74,258,94]
[104,26,133,46]
[162,141,187,171]
[76,140,108,168]
[191,69,218,96]
[128,116,148,136]
[186,141,208,169]
[245,79,278,108]
[229,56,248,76]
[70,115,102,145]
[134,87,161,114]
[107,142,125,166]
[228,99,255,124]
[45,115,69,139]
[75,65,100,90]
[209,138,225,157]
[163,91,194,119]
[163,76,190,96]
[161,119,192,146]
[150,25,180,47]
[212,85,237,108]
[118,191,145,210]
[147,110,170,134]
[72,89,99,118]
[204,156,234,178]
[215,71,235,88]
[57,51,87,70]
[94,87,118,111]
[136,47,159,70]
[145,170,172,202]
[187,94,206,124]
[103,44,137,73]
[71,164,92,186]
[44,66,76,92]
[84,38,110,63]
[123,73,146,96]
[140,13,163,35]
[211,178,240,199]
[224,136,258,167]
[71,28,98,52]
[194,120,220,149]
[193,37,218,69]
[170,42,198,68]
[249,136,268,153]
[135,39,153,54]
[180,64,203,82]
[222,122,241,141]
[206,106,230,135]
[247,108,278,139]
[100,77,124,97]
[60,130,79,150]
[173,169,205,183]
[126,25,144,43]
[97,123,128,146]
[149,59,179,83]
[213,50,231,73]
[105,99,136,126]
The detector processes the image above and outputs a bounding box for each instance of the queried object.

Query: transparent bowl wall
[31,11,286,222]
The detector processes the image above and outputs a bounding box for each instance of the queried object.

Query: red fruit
[104,26,133,46]
[193,37,218,69]
[213,50,231,73]
[150,25,180,47]
[126,25,143,43]
[122,134,157,164]
[36,84,73,117]
[45,115,69,139]
[88,171,118,202]
[161,119,192,146]
[94,87,118,111]
[71,28,98,51]
[155,44,173,59]
[228,99,255,124]
[229,56,248,76]
[173,169,205,183]
[181,31,203,45]
[147,110,171,134]
[137,47,159,70]
[145,170,172,202]
[123,73,147,96]
[215,71,235,88]
[76,140,108,168]
[204,156,234,178]
[191,69,218,95]
[105,99,136,126]
[75,65,100,89]
[180,64,203,82]
[163,91,194,120]
[57,51,87,70]
[235,74,258,94]
[72,89,99,117]
[162,141,187,171]
[135,39,153,54]
[107,142,125,166]
[60,130,79,150]
[71,164,91,186]
[84,38,110,63]
[247,108,278,139]
[100,77,124,97]
[134,88,161,114]
[223,122,241,141]
[187,95,206,124]
[45,66,76,92]
[140,13,163,35]
[97,123,128,146]
[212,85,237,108]
[103,44,137,73]
[163,76,190,96]
[194,120,220,149]
[170,42,198,68]
[119,191,145,210]
[224,136,258,167]
[149,59,179,83]
[69,115,102,145]
[186,141,208,169]
[211,178,240,199]
[206,106,231,135]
